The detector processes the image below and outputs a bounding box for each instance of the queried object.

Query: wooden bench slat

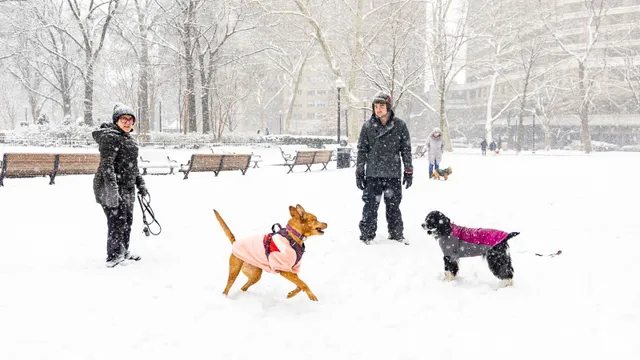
[313,150,332,163]
[287,149,333,174]
[179,153,251,179]
[56,154,100,175]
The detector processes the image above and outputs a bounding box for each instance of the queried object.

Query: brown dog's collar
[285,225,305,246]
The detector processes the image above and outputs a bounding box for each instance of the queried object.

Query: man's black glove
[402,170,413,189]
[356,170,366,190]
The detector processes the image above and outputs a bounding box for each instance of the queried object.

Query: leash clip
[271,223,283,234]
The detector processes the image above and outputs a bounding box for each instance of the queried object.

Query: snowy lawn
[0,146,638,360]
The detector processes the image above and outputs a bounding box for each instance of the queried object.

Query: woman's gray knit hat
[112,103,136,124]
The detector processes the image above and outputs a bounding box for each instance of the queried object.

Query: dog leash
[137,191,162,236]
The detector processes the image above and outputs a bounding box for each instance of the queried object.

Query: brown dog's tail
[214,209,236,244]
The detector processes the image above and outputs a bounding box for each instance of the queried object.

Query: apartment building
[438,0,640,145]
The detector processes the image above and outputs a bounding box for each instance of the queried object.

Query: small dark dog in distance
[431,166,452,180]
[421,210,519,287]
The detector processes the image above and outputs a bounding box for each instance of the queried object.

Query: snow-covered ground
[0,144,638,360]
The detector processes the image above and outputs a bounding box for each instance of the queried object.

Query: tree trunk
[138,29,150,134]
[183,1,197,133]
[439,79,452,151]
[544,124,552,151]
[578,62,592,153]
[199,52,211,134]
[83,60,94,126]
[516,73,530,154]
[59,53,72,120]
[284,57,308,133]
[29,93,39,125]
[62,91,71,120]
[484,70,499,143]
[347,0,365,143]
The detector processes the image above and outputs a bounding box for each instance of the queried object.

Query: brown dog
[432,167,453,180]
[214,205,327,301]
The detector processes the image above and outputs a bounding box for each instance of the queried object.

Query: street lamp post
[336,78,345,144]
[345,109,348,141]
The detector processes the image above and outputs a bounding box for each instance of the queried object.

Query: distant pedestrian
[426,127,444,178]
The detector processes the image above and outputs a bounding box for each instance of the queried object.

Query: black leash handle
[138,192,162,236]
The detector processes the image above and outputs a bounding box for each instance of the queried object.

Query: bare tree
[61,0,120,126]
[110,0,166,134]
[195,0,259,134]
[535,77,572,150]
[541,0,610,153]
[513,26,550,153]
[211,67,250,138]
[359,1,425,117]
[260,12,318,134]
[269,0,414,141]
[468,1,521,144]
[0,93,19,129]
[424,0,478,151]
[8,46,47,124]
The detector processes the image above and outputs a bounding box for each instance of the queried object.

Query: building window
[308,90,315,96]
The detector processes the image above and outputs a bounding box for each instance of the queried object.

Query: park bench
[286,149,333,174]
[179,153,252,179]
[139,152,178,175]
[211,146,263,168]
[279,145,310,165]
[412,144,426,158]
[0,152,100,186]
[0,153,57,186]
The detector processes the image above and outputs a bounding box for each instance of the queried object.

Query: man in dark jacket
[93,103,148,267]
[356,92,413,245]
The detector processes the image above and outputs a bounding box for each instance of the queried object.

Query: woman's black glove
[356,170,366,190]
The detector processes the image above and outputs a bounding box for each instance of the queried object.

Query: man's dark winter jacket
[356,111,413,178]
[92,122,145,206]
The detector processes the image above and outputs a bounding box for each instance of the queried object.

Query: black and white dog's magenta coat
[421,211,519,286]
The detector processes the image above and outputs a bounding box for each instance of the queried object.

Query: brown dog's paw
[287,287,302,298]
[306,292,318,301]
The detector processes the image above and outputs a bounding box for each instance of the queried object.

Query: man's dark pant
[102,200,134,262]
[359,177,403,240]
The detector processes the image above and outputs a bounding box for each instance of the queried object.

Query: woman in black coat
[93,104,148,267]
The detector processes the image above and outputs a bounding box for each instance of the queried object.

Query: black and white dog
[421,210,519,287]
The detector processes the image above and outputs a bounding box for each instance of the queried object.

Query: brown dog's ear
[295,204,306,217]
[289,205,305,219]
